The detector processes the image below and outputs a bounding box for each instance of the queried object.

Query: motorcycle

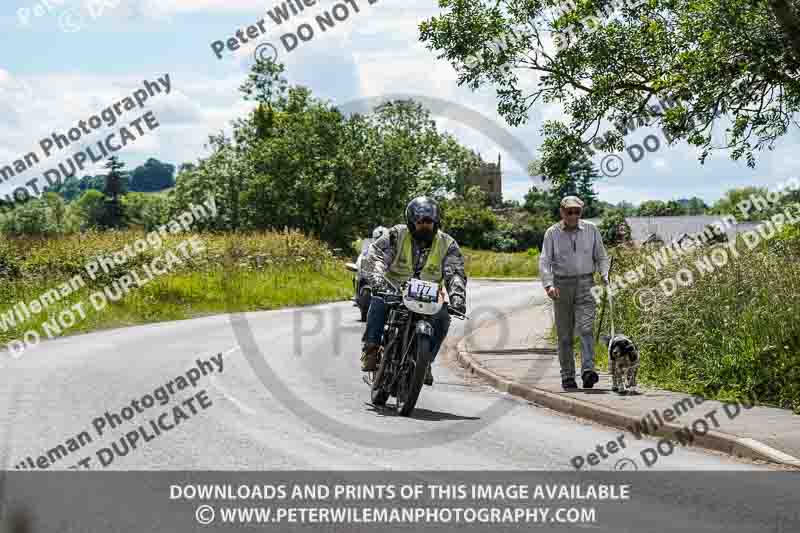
[365,276,467,416]
[345,239,375,322]
[345,257,372,322]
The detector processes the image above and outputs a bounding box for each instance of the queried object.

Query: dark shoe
[424,365,433,386]
[562,378,578,390]
[582,370,599,389]
[360,343,379,372]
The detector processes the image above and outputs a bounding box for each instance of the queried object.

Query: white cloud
[0,69,251,197]
[125,0,267,14]
[5,0,800,208]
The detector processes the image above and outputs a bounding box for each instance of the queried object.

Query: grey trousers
[553,275,597,380]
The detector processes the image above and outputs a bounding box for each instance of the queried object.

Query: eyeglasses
[564,209,582,216]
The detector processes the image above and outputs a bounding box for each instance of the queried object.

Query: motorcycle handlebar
[372,292,468,320]
[373,277,469,319]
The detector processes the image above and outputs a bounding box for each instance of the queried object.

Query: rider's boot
[424,364,433,386]
[360,342,379,372]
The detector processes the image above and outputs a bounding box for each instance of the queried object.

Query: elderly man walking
[539,196,610,390]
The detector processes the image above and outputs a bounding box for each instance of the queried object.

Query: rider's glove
[450,294,466,314]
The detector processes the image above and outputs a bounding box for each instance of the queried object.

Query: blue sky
[1,0,798,207]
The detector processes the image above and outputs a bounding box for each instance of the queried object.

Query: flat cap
[560,195,584,209]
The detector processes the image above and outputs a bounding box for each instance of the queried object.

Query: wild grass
[593,223,800,412]
[0,228,351,348]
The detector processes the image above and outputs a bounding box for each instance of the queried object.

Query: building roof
[583,215,764,245]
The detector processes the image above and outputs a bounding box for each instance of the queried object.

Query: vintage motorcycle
[365,276,467,416]
[345,238,375,322]
[345,259,372,322]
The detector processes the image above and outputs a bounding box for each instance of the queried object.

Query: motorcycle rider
[354,226,390,308]
[359,196,468,386]
[373,225,389,241]
[359,226,389,263]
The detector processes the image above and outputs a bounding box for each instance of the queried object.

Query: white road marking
[209,374,256,415]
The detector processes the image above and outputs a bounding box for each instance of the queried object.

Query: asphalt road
[3,280,798,533]
[0,280,777,472]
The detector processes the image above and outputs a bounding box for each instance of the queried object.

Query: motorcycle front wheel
[396,334,431,417]
[370,346,390,406]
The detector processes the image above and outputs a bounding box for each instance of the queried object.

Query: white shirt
[539,220,610,288]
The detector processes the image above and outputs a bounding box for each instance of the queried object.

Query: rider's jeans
[364,295,451,361]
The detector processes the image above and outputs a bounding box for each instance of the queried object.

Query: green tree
[240,57,288,142]
[599,209,632,246]
[573,156,601,218]
[441,186,498,249]
[43,192,66,231]
[102,156,126,228]
[129,158,176,192]
[79,175,105,192]
[685,197,708,215]
[711,186,771,221]
[122,192,172,230]
[419,0,800,179]
[172,59,485,247]
[0,195,64,236]
[616,201,636,216]
[635,199,687,217]
[523,185,558,219]
[43,174,82,202]
[524,154,601,218]
[664,200,686,216]
[75,189,107,230]
[637,200,671,217]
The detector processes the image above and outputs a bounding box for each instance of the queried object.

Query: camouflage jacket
[362,224,467,301]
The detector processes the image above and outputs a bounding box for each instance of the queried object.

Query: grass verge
[0,229,352,350]
[463,248,539,278]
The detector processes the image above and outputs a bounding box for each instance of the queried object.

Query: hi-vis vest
[385,226,455,285]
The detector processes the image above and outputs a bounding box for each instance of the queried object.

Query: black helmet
[405,196,441,243]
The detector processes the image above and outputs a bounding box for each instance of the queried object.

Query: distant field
[462,248,539,278]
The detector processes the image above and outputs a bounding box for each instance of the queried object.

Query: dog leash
[608,277,615,340]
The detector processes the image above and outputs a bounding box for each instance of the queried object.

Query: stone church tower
[464,153,502,204]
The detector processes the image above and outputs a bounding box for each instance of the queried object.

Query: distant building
[465,153,502,204]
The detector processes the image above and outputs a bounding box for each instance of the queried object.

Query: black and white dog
[602,334,640,394]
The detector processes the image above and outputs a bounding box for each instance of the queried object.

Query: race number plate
[407,279,438,302]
